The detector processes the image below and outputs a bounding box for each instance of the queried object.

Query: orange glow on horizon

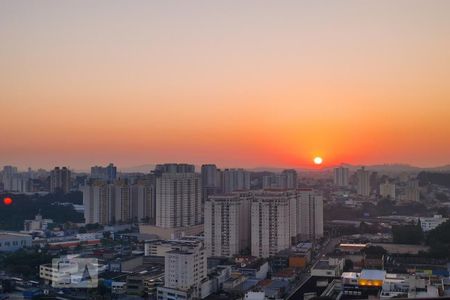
[0,1,450,169]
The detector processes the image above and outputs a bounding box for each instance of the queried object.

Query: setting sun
[314,157,323,165]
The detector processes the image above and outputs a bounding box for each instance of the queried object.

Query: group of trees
[0,192,83,230]
[392,220,450,259]
[426,220,450,258]
[418,171,450,188]
[392,223,424,245]
[0,249,54,280]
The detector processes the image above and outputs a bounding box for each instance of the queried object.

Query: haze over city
[1,0,450,170]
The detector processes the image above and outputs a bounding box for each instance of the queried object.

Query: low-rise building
[23,214,53,232]
[311,257,344,278]
[419,215,448,232]
[0,232,32,252]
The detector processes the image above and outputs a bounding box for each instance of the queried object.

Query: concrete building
[157,239,207,299]
[155,163,195,174]
[282,169,298,189]
[334,166,349,187]
[131,180,156,223]
[144,237,204,257]
[251,190,297,258]
[297,189,324,241]
[90,163,117,182]
[155,172,202,228]
[204,192,251,257]
[380,181,396,200]
[356,167,370,197]
[83,179,155,225]
[310,257,344,277]
[201,164,221,190]
[262,169,298,190]
[114,181,132,223]
[405,179,420,202]
[222,168,250,193]
[83,182,114,225]
[0,232,32,252]
[50,167,71,193]
[201,164,222,217]
[24,213,53,232]
[419,215,448,232]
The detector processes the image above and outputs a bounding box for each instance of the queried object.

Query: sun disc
[313,157,323,165]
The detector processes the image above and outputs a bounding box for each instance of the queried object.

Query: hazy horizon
[2,1,450,169]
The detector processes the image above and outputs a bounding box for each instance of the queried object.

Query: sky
[1,0,450,170]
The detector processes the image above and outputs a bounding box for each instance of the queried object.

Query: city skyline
[2,1,450,169]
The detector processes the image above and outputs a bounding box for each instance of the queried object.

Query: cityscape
[1,1,450,300]
[1,163,449,299]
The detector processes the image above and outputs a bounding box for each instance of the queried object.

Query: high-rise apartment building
[155,163,195,174]
[297,189,324,241]
[262,169,298,190]
[83,179,155,225]
[222,168,250,193]
[155,172,202,228]
[334,166,349,187]
[201,164,221,189]
[282,169,298,189]
[201,164,222,217]
[380,181,396,199]
[405,179,420,202]
[50,167,71,193]
[114,180,132,223]
[131,179,156,224]
[251,190,297,258]
[356,167,370,197]
[90,163,117,182]
[204,192,251,257]
[82,182,114,225]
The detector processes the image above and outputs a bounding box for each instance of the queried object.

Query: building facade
[251,190,297,258]
[334,166,349,187]
[204,192,251,257]
[297,189,324,241]
[356,167,370,197]
[155,172,202,228]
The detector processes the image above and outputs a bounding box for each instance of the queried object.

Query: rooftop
[360,269,387,281]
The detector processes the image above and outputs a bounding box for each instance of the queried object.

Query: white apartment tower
[297,189,324,240]
[114,181,132,223]
[50,167,71,194]
[334,166,349,187]
[404,179,420,202]
[356,167,371,196]
[156,172,202,228]
[262,169,298,190]
[82,182,113,225]
[131,181,155,223]
[204,192,251,257]
[282,169,298,189]
[222,169,251,193]
[251,190,297,258]
[380,181,396,199]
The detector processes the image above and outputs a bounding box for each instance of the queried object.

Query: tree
[426,220,450,258]
[392,224,424,245]
[436,207,449,218]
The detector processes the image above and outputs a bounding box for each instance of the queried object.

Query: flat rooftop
[360,269,386,281]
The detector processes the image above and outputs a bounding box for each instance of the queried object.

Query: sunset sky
[1,1,450,170]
